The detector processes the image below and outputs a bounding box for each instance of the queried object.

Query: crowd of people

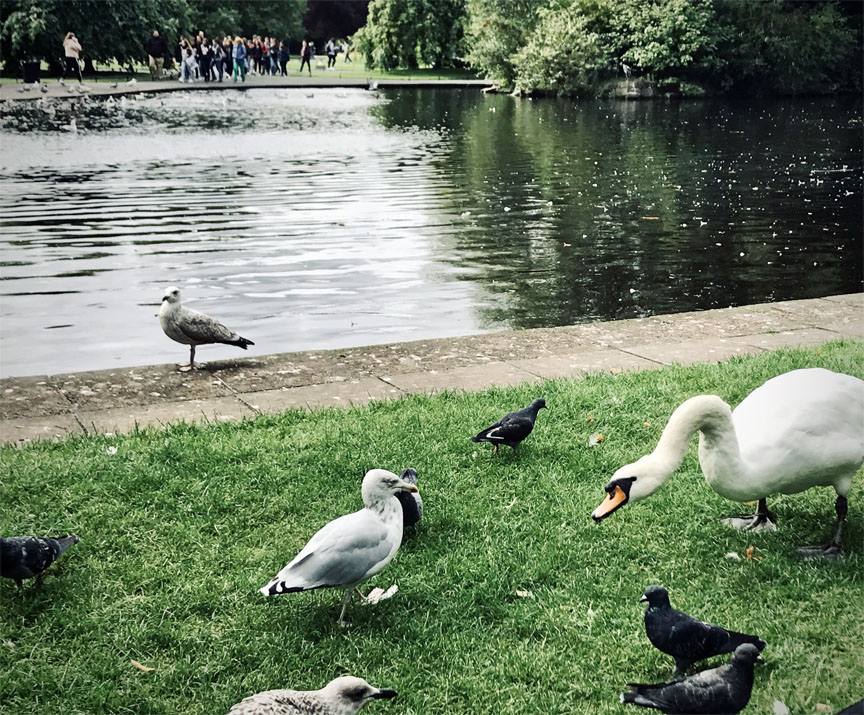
[146,30,351,83]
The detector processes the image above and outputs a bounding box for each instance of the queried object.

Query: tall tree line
[1,0,305,69]
[352,0,861,95]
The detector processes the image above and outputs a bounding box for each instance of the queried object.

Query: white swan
[592,368,864,559]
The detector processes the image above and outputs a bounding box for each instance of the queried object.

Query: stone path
[1,294,861,445]
[1,75,492,102]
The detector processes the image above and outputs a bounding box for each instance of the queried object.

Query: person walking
[61,32,83,83]
[342,40,352,63]
[299,40,311,75]
[146,30,167,80]
[278,41,290,76]
[326,38,337,68]
[200,37,212,82]
[211,39,225,82]
[232,36,247,82]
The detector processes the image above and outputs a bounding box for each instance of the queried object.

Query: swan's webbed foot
[722,498,777,532]
[722,513,778,532]
[796,542,843,560]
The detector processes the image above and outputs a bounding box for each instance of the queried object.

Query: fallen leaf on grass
[641,216,660,220]
[609,367,622,374]
[586,417,594,424]
[130,660,154,672]
[815,705,831,712]
[106,446,118,455]
[363,584,398,604]
[744,546,761,561]
[643,422,651,427]
[589,433,604,446]
[515,589,533,598]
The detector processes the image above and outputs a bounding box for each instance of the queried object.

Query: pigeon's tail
[620,686,669,711]
[227,336,254,350]
[52,535,80,557]
[727,630,767,653]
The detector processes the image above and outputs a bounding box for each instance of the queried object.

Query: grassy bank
[2,341,862,714]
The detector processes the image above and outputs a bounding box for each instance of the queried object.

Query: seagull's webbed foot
[796,541,843,560]
[721,498,777,532]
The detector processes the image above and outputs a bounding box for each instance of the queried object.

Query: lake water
[0,88,861,377]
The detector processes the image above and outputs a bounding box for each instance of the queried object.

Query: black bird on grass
[621,643,763,714]
[394,468,423,528]
[470,398,546,453]
[641,585,766,676]
[1,535,80,591]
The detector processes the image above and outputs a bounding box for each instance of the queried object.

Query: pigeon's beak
[591,485,628,522]
[373,688,398,700]
[756,655,765,664]
[399,483,419,494]
[639,595,648,604]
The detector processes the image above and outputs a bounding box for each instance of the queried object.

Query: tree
[353,0,465,70]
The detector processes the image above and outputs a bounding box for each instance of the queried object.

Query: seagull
[109,82,118,89]
[641,585,766,676]
[620,643,763,714]
[367,79,378,91]
[158,286,254,371]
[228,676,397,715]
[60,118,78,133]
[622,62,632,78]
[259,469,419,624]
[126,77,137,86]
[1,535,80,592]
[470,398,547,453]
[58,78,66,86]
[394,468,422,528]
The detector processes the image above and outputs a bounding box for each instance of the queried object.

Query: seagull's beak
[161,295,169,302]
[373,688,398,700]
[591,485,628,522]
[399,483,419,494]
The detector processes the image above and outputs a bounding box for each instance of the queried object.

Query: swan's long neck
[651,395,746,496]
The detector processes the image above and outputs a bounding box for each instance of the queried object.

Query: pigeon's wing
[626,671,723,714]
[483,414,534,443]
[667,611,733,659]
[268,510,396,590]
[176,307,239,344]
[0,537,55,580]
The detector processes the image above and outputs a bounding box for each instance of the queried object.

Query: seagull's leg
[796,494,846,560]
[179,345,195,372]
[337,589,353,626]
[721,498,777,532]
[354,587,367,600]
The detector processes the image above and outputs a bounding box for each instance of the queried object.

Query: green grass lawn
[2,341,862,714]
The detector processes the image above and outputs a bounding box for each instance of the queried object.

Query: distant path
[1,74,493,102]
[0,294,860,445]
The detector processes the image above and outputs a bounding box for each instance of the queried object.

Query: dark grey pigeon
[836,699,864,715]
[620,643,763,714]
[394,468,422,528]
[1,535,80,591]
[470,398,546,453]
[641,585,767,676]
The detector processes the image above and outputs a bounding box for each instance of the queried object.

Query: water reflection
[0,88,861,377]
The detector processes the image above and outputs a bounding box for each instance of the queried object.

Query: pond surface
[0,89,861,377]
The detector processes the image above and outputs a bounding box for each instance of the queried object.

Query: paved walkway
[1,294,861,446]
[1,75,492,102]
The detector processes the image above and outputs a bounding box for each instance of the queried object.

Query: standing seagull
[159,286,254,371]
[1,535,79,591]
[394,468,422,528]
[259,469,419,624]
[620,643,763,714]
[228,676,397,715]
[640,585,766,676]
[470,398,546,453]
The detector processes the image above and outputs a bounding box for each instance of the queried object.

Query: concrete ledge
[1,293,861,445]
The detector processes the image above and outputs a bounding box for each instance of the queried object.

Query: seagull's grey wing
[228,689,308,715]
[276,510,395,589]
[176,307,239,344]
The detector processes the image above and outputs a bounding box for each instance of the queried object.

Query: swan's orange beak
[592,485,627,522]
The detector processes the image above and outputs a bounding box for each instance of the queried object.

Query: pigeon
[470,398,546,453]
[1,535,80,591]
[259,469,419,624]
[109,82,118,88]
[158,286,254,371]
[641,585,767,676]
[58,78,66,86]
[39,84,48,94]
[394,468,422,528]
[620,643,763,714]
[228,676,397,715]
[836,699,864,715]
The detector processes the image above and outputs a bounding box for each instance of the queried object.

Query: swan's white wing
[261,509,399,594]
[734,368,864,493]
